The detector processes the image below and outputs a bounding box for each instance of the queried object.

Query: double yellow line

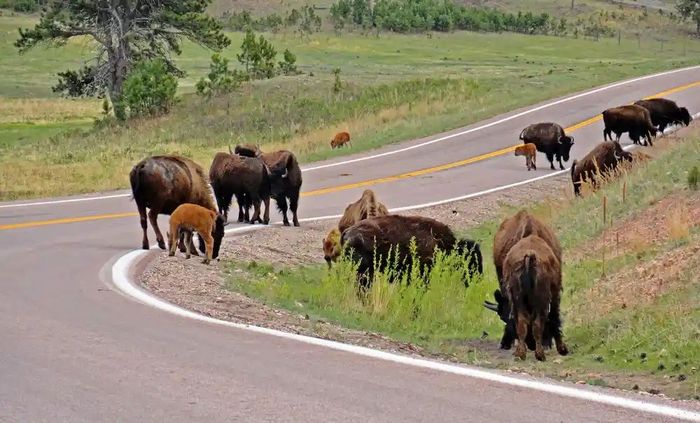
[2,80,699,232]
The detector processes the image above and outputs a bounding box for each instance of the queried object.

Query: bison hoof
[283,221,290,227]
[202,258,211,265]
[293,221,300,227]
[514,347,526,361]
[185,255,191,259]
[557,343,569,356]
[168,252,175,257]
[158,240,167,250]
[142,243,150,250]
[263,219,269,225]
[535,350,546,361]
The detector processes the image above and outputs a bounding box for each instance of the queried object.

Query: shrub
[122,59,178,118]
[332,67,343,93]
[689,166,699,190]
[237,29,278,79]
[278,49,299,75]
[196,53,246,97]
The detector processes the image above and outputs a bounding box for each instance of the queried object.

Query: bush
[689,166,699,190]
[122,59,178,118]
[0,0,40,12]
[196,53,246,97]
[278,49,299,75]
[237,29,278,80]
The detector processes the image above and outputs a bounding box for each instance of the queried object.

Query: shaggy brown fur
[167,203,225,264]
[341,215,482,290]
[486,210,562,351]
[130,155,216,251]
[602,105,657,146]
[330,131,351,149]
[514,143,537,171]
[634,98,692,133]
[519,122,574,170]
[503,234,568,361]
[209,152,271,224]
[260,150,303,226]
[571,141,633,196]
[233,144,262,157]
[323,189,389,266]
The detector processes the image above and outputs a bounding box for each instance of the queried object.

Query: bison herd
[128,95,691,360]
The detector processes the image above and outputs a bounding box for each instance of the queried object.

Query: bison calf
[571,141,633,196]
[167,203,225,265]
[514,143,537,171]
[519,122,574,170]
[504,235,568,361]
[331,131,352,149]
[341,215,483,290]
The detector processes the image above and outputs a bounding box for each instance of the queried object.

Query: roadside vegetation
[225,131,700,399]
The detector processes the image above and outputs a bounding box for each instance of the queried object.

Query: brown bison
[209,152,271,224]
[130,155,218,251]
[519,122,574,170]
[485,210,562,351]
[602,105,657,146]
[331,131,352,149]
[323,189,390,267]
[634,98,693,133]
[235,146,303,226]
[503,234,568,361]
[571,141,633,196]
[514,143,537,171]
[167,203,225,264]
[341,215,483,290]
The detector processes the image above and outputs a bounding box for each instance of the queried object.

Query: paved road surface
[2,67,700,422]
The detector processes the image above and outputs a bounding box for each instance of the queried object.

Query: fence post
[618,29,621,46]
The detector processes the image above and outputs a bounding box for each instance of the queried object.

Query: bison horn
[228,145,233,155]
[483,301,499,312]
[569,135,575,144]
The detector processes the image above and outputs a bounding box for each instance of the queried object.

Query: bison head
[680,107,693,126]
[484,289,544,351]
[267,163,290,196]
[557,135,575,162]
[197,213,226,259]
[484,289,509,324]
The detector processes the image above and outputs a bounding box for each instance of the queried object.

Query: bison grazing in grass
[503,234,568,361]
[602,105,657,146]
[130,155,218,251]
[341,215,483,290]
[571,141,633,196]
[331,131,352,149]
[167,203,225,264]
[634,98,692,133]
[519,122,574,170]
[209,152,271,224]
[323,189,390,267]
[514,143,537,171]
[485,210,562,351]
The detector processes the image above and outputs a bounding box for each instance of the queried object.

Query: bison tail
[521,253,537,296]
[129,163,145,202]
[363,190,379,218]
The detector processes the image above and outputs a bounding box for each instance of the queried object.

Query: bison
[167,203,225,264]
[331,131,352,149]
[634,98,692,133]
[323,189,390,267]
[341,215,483,290]
[503,234,568,361]
[602,105,657,146]
[519,122,574,170]
[130,155,219,252]
[209,152,271,224]
[233,144,262,157]
[514,143,537,171]
[484,210,561,351]
[571,141,633,196]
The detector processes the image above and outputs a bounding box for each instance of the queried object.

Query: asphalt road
[2,66,700,422]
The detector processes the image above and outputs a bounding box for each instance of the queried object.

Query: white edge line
[5,65,700,210]
[112,115,700,422]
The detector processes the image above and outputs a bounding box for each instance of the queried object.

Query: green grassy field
[224,133,700,399]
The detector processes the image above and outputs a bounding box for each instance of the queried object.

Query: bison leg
[556,154,565,171]
[183,231,192,259]
[548,295,569,356]
[262,196,270,225]
[546,152,556,170]
[500,320,516,350]
[514,310,529,360]
[148,209,166,250]
[137,203,149,250]
[289,192,300,227]
[187,233,199,256]
[249,195,262,224]
[235,193,247,223]
[201,232,214,264]
[276,195,290,226]
[533,313,546,361]
[219,191,234,223]
[168,227,178,257]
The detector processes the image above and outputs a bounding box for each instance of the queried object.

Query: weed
[688,165,699,190]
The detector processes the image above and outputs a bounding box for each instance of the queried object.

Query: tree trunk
[696,19,700,37]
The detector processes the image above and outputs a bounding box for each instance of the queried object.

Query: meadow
[225,132,700,399]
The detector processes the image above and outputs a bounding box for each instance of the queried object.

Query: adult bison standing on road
[602,105,657,146]
[571,141,633,196]
[485,210,562,351]
[341,215,483,290]
[633,98,693,133]
[519,122,574,170]
[129,155,219,251]
[209,151,271,224]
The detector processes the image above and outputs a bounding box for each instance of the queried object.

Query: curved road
[2,66,700,422]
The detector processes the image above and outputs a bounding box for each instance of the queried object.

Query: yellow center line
[0,212,138,231]
[3,80,699,231]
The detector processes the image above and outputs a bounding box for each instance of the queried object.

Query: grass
[224,132,700,398]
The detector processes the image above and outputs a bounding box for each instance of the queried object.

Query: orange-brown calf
[168,203,225,264]
[330,131,351,149]
[514,143,537,171]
